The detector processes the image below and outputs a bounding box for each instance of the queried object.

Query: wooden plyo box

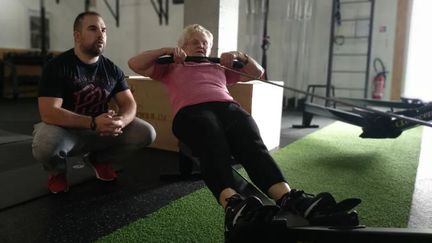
[127,77,283,152]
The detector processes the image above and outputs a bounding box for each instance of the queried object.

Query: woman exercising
[128,24,359,239]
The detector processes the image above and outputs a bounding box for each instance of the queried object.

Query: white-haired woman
[128,24,359,239]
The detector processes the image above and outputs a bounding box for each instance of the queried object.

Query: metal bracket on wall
[80,0,120,27]
[102,0,120,27]
[56,0,120,27]
[151,0,169,25]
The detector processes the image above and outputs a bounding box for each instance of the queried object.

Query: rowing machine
[156,55,432,132]
[229,167,432,243]
[292,84,432,138]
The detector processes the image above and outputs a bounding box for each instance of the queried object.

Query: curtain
[244,0,315,107]
[281,0,314,103]
[244,0,266,64]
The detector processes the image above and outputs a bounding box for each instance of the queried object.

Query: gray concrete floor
[408,127,432,229]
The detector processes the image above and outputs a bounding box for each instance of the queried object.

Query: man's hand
[95,110,125,137]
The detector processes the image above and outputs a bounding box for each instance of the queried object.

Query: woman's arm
[220,51,265,82]
[128,48,168,77]
[128,47,186,77]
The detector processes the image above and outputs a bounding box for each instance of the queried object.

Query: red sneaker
[48,174,68,194]
[90,162,117,181]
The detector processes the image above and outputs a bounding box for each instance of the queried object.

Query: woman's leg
[221,103,290,201]
[172,103,240,205]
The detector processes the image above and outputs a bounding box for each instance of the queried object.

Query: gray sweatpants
[32,117,156,173]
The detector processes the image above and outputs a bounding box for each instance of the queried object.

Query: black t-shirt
[39,48,128,116]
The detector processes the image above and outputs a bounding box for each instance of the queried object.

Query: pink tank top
[150,62,241,114]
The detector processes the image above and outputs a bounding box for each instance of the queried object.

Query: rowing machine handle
[155,56,245,69]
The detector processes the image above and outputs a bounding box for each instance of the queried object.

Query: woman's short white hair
[178,24,213,48]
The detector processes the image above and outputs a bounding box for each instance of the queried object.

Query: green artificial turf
[98,121,423,242]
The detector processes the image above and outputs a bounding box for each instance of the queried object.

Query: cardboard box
[128,77,283,152]
[128,77,178,151]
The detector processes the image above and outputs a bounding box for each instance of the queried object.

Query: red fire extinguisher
[372,58,387,100]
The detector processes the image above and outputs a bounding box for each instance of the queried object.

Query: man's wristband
[90,116,97,131]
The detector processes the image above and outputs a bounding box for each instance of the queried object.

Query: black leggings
[172,101,286,201]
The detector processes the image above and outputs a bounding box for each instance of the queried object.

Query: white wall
[238,0,401,100]
[0,0,401,99]
[0,0,183,75]
[217,0,239,55]
[183,0,239,56]
[404,0,432,102]
[369,0,398,99]
[95,0,184,73]
[0,0,82,50]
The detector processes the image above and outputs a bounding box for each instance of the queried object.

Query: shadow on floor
[0,98,333,242]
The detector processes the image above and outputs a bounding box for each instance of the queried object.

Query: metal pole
[116,0,120,27]
[40,0,47,59]
[326,0,337,104]
[364,0,375,98]
[261,0,270,79]
[85,0,90,11]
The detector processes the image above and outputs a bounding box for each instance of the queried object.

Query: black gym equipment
[292,86,432,139]
[158,56,432,180]
[167,152,432,242]
[159,142,203,181]
[155,56,432,242]
[219,64,432,133]
[227,168,432,243]
[155,55,245,69]
[156,55,432,134]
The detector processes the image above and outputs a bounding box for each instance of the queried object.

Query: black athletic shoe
[278,189,337,217]
[224,194,263,239]
[277,189,361,226]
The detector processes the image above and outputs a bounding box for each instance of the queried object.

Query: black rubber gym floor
[0,97,335,242]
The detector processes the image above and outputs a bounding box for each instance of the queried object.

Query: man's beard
[81,41,104,57]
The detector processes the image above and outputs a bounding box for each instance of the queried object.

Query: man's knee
[32,140,67,165]
[124,118,157,147]
[32,122,72,163]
